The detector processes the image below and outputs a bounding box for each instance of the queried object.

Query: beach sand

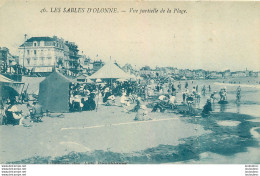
[0,105,208,163]
[1,77,260,164]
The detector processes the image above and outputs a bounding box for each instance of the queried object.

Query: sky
[0,1,259,71]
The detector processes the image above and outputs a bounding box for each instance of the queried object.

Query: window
[41,57,44,65]
[40,41,44,46]
[27,50,29,55]
[33,42,37,47]
[34,50,37,55]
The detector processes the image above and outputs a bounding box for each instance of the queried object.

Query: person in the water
[210,91,217,103]
[202,85,206,96]
[219,87,227,102]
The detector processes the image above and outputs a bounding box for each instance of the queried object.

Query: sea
[174,77,260,164]
[175,77,260,118]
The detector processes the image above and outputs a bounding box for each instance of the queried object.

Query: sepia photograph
[0,0,260,167]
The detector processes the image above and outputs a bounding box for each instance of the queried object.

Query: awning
[0,74,24,84]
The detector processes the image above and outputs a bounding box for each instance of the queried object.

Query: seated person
[169,94,177,109]
[134,105,150,121]
[85,94,96,111]
[152,95,171,112]
[129,97,141,112]
[5,102,22,125]
[30,101,43,122]
[105,94,116,106]
[202,99,212,116]
[72,95,82,112]
[103,90,112,103]
[120,93,129,107]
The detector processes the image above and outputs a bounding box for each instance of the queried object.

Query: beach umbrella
[85,78,93,84]
[96,79,102,83]
[117,78,127,82]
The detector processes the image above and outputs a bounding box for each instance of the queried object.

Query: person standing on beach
[182,92,186,103]
[185,82,189,89]
[202,85,206,96]
[192,87,196,95]
[186,94,194,114]
[178,82,181,90]
[236,86,241,102]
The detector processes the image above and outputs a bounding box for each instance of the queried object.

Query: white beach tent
[88,62,135,80]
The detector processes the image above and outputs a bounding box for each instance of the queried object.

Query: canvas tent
[0,74,24,99]
[88,62,135,80]
[38,71,72,113]
[75,74,93,83]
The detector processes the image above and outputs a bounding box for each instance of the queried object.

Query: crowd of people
[1,76,244,126]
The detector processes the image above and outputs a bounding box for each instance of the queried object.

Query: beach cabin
[38,71,72,113]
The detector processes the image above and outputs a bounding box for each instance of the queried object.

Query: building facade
[18,36,80,75]
[92,60,104,72]
[64,41,80,75]
[0,47,18,74]
[19,36,67,73]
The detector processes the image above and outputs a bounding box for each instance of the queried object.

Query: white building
[19,36,69,73]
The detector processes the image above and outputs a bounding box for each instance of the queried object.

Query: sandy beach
[1,102,259,164]
[1,77,260,164]
[0,105,208,163]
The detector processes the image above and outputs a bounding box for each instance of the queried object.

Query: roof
[26,37,55,42]
[41,70,74,84]
[20,37,55,47]
[88,62,136,79]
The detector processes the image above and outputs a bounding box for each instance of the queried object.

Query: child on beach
[134,105,150,121]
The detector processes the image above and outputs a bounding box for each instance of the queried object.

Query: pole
[95,85,100,112]
[23,34,27,72]
[18,83,25,102]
